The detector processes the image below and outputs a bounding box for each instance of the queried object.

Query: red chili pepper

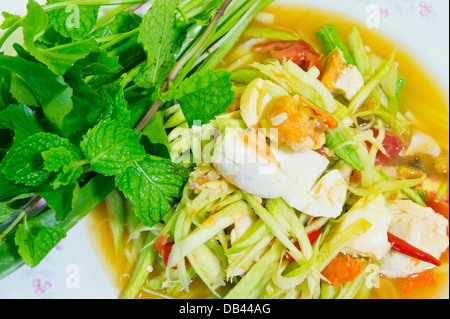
[426,194,449,221]
[154,234,190,269]
[286,224,323,262]
[306,227,322,245]
[387,232,441,267]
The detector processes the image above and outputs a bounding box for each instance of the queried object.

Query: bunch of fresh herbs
[0,0,273,279]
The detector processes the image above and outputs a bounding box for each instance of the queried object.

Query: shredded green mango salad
[0,0,448,299]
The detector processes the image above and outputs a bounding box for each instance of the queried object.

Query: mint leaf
[0,104,45,184]
[80,120,145,176]
[137,0,179,88]
[46,0,99,41]
[115,155,189,227]
[15,218,66,267]
[42,148,84,188]
[1,132,83,187]
[0,68,13,110]
[168,69,236,127]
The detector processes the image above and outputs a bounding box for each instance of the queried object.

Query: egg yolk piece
[266,95,327,152]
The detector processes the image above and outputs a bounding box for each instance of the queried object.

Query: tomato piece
[253,40,322,71]
[401,272,436,294]
[420,177,449,205]
[376,131,405,165]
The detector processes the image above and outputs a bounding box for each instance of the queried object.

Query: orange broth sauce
[88,3,449,299]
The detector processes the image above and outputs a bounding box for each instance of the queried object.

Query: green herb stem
[92,3,138,32]
[0,16,25,50]
[42,0,146,11]
[106,36,139,57]
[99,28,139,51]
[133,0,233,131]
[0,196,41,242]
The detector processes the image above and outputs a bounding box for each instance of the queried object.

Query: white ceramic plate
[0,0,448,299]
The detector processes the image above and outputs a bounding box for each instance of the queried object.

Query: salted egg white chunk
[212,128,348,219]
[380,199,449,278]
[298,169,348,218]
[404,131,441,157]
[340,194,394,261]
[211,128,291,198]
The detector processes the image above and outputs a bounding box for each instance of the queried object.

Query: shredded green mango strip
[226,234,274,280]
[316,23,355,65]
[243,193,306,264]
[187,244,226,297]
[243,26,298,40]
[315,219,372,272]
[224,239,283,299]
[320,282,340,299]
[167,200,252,268]
[226,218,271,255]
[120,233,157,299]
[348,175,426,197]
[272,236,321,290]
[348,49,397,114]
[325,130,364,171]
[266,198,313,259]
[334,262,380,299]
[348,26,372,78]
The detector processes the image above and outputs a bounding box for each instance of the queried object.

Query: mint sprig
[80,119,146,176]
[2,132,83,188]
[115,155,189,227]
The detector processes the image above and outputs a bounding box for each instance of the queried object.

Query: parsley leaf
[14,218,66,267]
[115,155,189,227]
[80,120,145,176]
